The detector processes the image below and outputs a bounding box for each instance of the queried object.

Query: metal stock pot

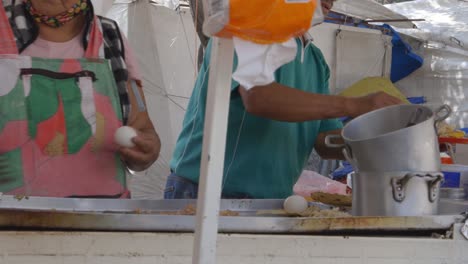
[351,171,443,216]
[325,104,451,172]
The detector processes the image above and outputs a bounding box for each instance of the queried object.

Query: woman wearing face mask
[165,0,402,199]
[0,0,161,198]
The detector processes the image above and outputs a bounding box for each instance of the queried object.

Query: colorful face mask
[23,0,89,28]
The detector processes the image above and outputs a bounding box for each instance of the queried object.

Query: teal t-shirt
[170,38,342,198]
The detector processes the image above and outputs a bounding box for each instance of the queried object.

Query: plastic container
[441,164,468,199]
[440,188,466,200]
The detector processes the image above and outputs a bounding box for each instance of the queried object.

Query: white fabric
[0,57,20,96]
[21,75,31,97]
[231,37,297,90]
[0,56,31,96]
[334,28,392,93]
[78,77,97,134]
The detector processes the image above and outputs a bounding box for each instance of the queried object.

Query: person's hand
[347,92,403,117]
[117,126,160,171]
[117,80,161,171]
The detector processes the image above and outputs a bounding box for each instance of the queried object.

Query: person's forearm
[123,80,161,171]
[239,82,355,122]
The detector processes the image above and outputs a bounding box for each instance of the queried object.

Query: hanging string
[194,0,199,79]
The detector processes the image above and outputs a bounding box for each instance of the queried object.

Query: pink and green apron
[0,6,128,197]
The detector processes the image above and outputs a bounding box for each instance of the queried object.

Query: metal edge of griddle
[0,196,286,212]
[0,196,464,234]
[0,196,333,213]
[0,196,200,212]
[0,209,463,234]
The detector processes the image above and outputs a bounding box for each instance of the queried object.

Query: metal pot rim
[341,105,434,143]
[353,171,442,175]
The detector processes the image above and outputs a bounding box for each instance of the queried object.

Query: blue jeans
[164,174,253,199]
[164,174,199,199]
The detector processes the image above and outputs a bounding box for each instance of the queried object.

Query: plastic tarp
[385,0,468,51]
[332,0,415,28]
[382,24,423,83]
[395,43,468,128]
[385,0,468,128]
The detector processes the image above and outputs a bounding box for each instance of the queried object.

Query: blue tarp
[382,24,424,83]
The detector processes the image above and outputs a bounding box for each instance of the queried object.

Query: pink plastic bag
[293,170,348,197]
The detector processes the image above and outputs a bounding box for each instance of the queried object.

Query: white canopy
[384,0,468,128]
[386,0,468,51]
[333,0,416,28]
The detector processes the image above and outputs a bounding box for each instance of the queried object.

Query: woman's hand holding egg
[114,126,137,148]
[114,124,160,172]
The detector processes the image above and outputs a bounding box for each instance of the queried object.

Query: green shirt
[170,38,342,198]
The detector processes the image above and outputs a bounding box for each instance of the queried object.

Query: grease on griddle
[14,194,29,201]
[133,204,239,216]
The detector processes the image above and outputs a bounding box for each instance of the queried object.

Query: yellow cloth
[339,77,410,104]
[438,122,466,138]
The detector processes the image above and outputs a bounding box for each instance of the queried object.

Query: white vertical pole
[192,37,235,264]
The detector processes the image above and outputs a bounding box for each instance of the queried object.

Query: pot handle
[324,134,345,148]
[391,172,444,203]
[434,104,452,127]
[342,146,358,169]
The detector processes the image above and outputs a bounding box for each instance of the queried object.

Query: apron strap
[0,4,19,55]
[84,16,105,59]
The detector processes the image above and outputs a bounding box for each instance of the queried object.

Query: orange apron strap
[0,3,19,55]
[84,16,105,59]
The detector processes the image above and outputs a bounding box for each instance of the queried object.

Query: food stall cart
[0,196,466,263]
[0,1,467,264]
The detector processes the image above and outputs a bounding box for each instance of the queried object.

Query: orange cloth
[215,0,318,44]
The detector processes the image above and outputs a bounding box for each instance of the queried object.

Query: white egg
[283,195,308,214]
[114,126,137,148]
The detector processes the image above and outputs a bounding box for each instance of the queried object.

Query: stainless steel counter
[0,195,466,234]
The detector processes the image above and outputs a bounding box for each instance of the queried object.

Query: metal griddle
[0,195,465,234]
